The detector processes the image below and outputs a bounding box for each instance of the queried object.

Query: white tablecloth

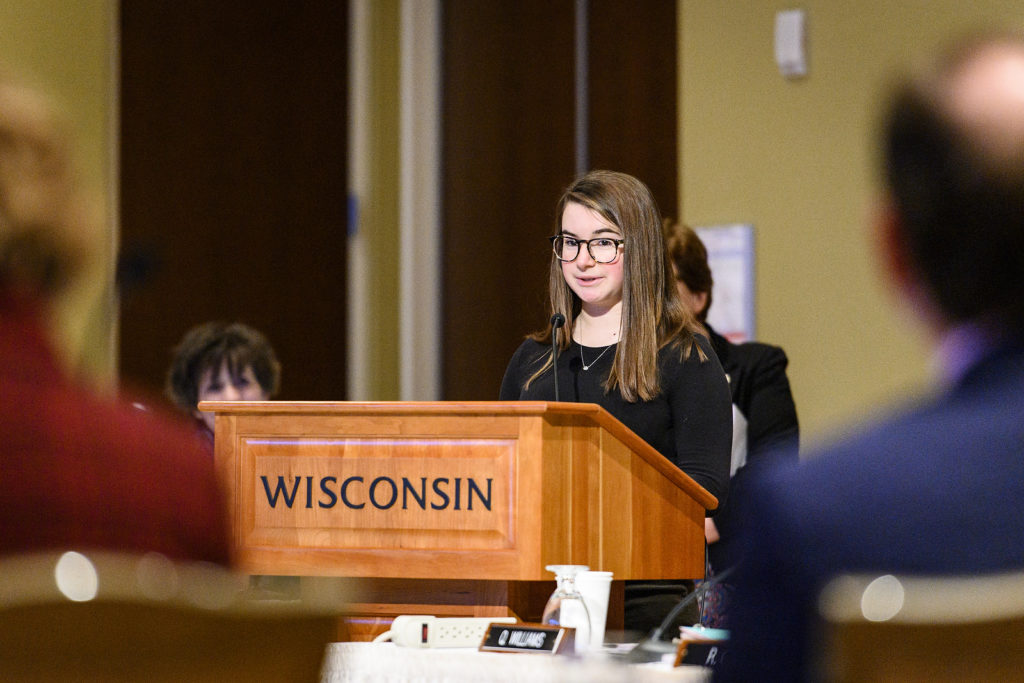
[320,642,710,683]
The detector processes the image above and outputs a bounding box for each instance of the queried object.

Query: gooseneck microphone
[625,564,737,663]
[550,313,566,403]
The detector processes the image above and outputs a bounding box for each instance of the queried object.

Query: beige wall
[0,0,116,385]
[362,0,402,400]
[679,1,1024,447]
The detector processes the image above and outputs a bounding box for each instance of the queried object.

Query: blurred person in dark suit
[665,220,799,628]
[0,71,230,565]
[720,33,1024,681]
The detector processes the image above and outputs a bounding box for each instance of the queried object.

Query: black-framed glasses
[549,235,624,263]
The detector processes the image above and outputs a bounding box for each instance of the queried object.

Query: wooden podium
[201,401,715,638]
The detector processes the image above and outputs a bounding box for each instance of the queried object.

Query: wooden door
[441,0,677,400]
[119,1,349,404]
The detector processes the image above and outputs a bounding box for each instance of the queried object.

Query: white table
[320,642,710,683]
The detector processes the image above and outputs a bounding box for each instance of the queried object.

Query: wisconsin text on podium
[260,475,494,511]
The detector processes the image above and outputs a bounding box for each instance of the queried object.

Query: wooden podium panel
[202,401,715,631]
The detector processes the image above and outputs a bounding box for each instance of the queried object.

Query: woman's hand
[705,517,720,544]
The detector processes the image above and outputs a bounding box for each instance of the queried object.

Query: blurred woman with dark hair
[166,321,281,447]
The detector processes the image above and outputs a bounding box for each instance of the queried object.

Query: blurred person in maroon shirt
[0,71,231,565]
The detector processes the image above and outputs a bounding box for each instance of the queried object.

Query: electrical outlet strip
[390,615,518,648]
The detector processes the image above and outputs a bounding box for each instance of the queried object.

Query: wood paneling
[119,1,348,404]
[120,0,676,406]
[441,0,577,400]
[589,0,678,220]
[442,0,678,400]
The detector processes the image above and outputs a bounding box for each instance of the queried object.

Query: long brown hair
[526,170,706,401]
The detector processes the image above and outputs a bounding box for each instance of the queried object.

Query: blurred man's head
[881,33,1024,333]
[0,74,92,299]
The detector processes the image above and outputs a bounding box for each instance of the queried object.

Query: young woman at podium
[499,170,732,634]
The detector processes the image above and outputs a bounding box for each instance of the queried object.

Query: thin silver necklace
[579,342,614,371]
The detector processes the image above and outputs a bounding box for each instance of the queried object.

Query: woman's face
[193,361,268,432]
[673,268,709,318]
[559,201,625,314]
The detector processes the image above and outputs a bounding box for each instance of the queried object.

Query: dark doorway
[441,0,678,400]
[441,0,577,401]
[119,1,348,405]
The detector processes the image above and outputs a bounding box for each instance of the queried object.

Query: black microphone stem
[625,564,737,663]
[550,313,565,403]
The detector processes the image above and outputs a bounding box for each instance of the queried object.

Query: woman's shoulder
[500,337,550,400]
[731,338,788,361]
[510,336,548,355]
[506,337,549,369]
[693,331,715,354]
[707,324,787,366]
[657,331,730,399]
[725,339,790,379]
[660,329,715,362]
[653,334,719,391]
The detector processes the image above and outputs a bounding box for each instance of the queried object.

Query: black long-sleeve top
[499,333,733,509]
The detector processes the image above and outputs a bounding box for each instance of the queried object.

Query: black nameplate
[678,641,730,668]
[479,622,573,654]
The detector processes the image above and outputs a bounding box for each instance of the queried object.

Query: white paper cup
[576,570,613,650]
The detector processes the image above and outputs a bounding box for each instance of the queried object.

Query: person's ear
[874,196,914,295]
[874,195,944,332]
[694,291,710,319]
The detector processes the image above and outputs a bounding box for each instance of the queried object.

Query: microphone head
[550,313,566,329]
